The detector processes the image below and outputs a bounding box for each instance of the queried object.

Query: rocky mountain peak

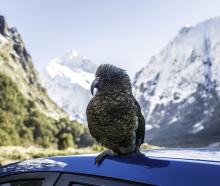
[57,49,96,73]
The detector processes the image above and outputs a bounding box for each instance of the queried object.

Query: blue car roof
[0,148,220,186]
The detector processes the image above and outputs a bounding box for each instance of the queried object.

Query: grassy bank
[0,143,158,165]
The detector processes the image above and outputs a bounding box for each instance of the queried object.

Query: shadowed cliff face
[134,17,220,147]
[0,15,67,119]
[0,16,9,36]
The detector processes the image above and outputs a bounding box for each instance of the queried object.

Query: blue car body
[0,148,219,186]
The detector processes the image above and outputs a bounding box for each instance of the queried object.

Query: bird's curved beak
[90,79,100,95]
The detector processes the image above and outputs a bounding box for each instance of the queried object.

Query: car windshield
[0,1,219,165]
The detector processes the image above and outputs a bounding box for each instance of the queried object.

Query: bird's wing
[132,95,145,147]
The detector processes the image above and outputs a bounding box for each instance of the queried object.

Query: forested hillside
[0,15,94,149]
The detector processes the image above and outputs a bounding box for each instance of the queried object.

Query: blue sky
[1,0,220,77]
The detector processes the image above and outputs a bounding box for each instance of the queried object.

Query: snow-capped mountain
[134,17,220,147]
[42,49,96,122]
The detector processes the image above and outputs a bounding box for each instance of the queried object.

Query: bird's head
[90,64,132,95]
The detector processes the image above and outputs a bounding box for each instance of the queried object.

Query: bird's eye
[106,75,111,80]
[96,77,100,80]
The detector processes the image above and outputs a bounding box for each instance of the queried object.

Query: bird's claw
[135,148,141,154]
[95,150,115,165]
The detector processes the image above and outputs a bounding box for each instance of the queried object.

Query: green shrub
[58,133,74,150]
[0,128,12,145]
